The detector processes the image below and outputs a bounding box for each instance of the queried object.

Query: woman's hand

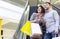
[31,19,38,23]
[33,16,39,23]
[33,19,38,23]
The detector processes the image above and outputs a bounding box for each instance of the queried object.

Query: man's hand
[55,29,58,34]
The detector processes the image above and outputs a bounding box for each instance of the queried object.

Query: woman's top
[30,13,46,34]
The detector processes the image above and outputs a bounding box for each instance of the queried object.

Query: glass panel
[2,0,28,8]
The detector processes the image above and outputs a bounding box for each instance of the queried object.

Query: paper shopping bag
[20,20,31,36]
[30,23,42,38]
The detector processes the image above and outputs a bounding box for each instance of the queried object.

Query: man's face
[44,3,50,10]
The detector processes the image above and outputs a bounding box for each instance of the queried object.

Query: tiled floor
[2,21,18,39]
[3,28,15,39]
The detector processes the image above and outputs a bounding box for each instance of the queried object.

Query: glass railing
[13,0,30,39]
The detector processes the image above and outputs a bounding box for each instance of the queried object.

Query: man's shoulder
[51,9,59,15]
[51,9,57,13]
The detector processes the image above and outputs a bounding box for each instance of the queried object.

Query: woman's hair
[36,5,45,14]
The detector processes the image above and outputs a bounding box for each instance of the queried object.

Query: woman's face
[37,7,42,13]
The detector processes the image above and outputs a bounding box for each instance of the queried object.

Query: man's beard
[46,7,49,10]
[46,8,49,10]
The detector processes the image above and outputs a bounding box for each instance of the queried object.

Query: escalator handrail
[15,0,29,33]
[52,4,60,10]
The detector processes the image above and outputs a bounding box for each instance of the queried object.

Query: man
[44,2,59,39]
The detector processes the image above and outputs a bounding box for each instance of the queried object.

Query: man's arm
[53,10,59,34]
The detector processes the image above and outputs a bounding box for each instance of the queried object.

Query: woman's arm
[30,13,38,23]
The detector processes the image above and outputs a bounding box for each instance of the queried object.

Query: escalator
[13,1,60,39]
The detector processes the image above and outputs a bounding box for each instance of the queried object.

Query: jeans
[44,31,56,39]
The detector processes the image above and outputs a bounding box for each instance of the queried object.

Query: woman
[30,5,46,39]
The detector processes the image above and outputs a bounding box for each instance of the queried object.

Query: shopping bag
[20,20,31,36]
[52,36,60,39]
[30,23,42,38]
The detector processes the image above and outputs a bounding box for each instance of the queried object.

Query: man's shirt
[44,9,59,33]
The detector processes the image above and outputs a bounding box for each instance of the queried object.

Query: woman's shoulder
[32,12,37,14]
[32,13,38,16]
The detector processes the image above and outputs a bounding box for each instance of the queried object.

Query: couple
[30,2,59,39]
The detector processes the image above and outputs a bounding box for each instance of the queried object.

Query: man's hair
[45,2,51,6]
